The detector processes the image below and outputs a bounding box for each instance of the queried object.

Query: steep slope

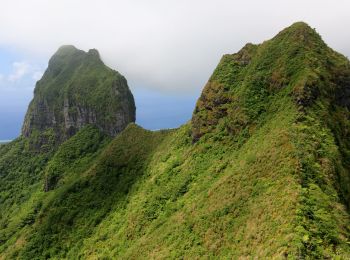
[0,127,110,256]
[22,45,135,147]
[1,22,350,259]
[190,22,350,257]
[192,21,350,209]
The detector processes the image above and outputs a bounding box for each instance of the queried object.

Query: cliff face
[22,45,135,144]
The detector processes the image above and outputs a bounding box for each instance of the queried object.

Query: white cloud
[0,0,349,93]
[0,61,43,87]
[32,71,43,81]
[8,61,30,82]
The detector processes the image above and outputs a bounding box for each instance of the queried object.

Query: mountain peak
[55,45,80,55]
[22,45,136,149]
[52,46,102,62]
[88,48,100,57]
[272,21,324,48]
[285,21,312,30]
[192,22,347,142]
[276,21,315,35]
[2,23,350,259]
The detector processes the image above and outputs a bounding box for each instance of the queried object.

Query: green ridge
[0,22,350,258]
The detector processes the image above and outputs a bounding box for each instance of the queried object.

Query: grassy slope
[0,127,110,257]
[3,114,350,258]
[190,22,350,257]
[0,138,51,250]
[78,107,301,259]
[3,118,302,258]
[0,22,350,259]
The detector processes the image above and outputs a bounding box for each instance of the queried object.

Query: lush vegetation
[0,22,350,258]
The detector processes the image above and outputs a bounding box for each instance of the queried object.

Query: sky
[0,0,349,139]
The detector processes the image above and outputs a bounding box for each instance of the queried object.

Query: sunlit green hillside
[0,22,349,259]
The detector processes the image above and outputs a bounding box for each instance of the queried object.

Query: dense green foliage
[0,137,53,251]
[0,22,350,258]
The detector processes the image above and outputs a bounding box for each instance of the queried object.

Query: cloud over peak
[0,0,349,93]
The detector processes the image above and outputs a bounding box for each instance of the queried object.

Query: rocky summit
[0,23,350,259]
[22,45,135,147]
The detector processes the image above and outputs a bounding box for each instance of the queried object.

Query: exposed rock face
[191,43,257,142]
[22,45,136,145]
[335,71,350,110]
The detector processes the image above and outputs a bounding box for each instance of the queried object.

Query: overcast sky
[0,0,349,139]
